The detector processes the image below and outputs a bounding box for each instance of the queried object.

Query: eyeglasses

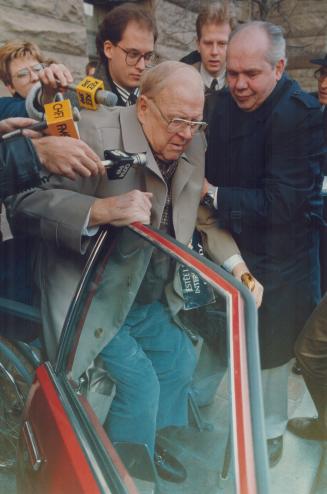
[148,99,207,135]
[314,68,327,82]
[116,45,155,68]
[12,63,45,81]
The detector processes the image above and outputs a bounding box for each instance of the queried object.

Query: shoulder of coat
[290,84,321,110]
[79,105,121,130]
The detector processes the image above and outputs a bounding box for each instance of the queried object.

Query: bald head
[229,21,287,68]
[139,60,204,100]
[137,61,205,162]
[226,21,286,111]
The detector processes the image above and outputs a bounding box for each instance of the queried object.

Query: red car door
[17,224,269,494]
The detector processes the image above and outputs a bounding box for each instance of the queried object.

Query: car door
[17,223,269,494]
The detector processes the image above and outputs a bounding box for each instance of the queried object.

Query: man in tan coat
[8,61,257,483]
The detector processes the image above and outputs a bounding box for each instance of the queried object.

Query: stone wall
[0,0,326,94]
[0,0,88,96]
[155,0,327,92]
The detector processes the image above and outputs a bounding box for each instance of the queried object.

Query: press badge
[178,231,216,310]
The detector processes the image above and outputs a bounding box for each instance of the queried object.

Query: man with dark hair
[94,2,157,106]
[205,21,325,467]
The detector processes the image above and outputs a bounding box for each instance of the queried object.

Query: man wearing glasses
[311,55,327,134]
[8,61,244,484]
[94,3,157,107]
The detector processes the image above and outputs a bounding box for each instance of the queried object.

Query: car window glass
[57,227,266,494]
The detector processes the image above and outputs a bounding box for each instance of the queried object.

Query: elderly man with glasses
[7,60,251,484]
[94,2,157,107]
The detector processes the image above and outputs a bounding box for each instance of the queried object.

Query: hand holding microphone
[37,63,118,109]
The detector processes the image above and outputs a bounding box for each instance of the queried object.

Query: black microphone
[103,149,146,180]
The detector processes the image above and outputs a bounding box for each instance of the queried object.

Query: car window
[55,225,268,494]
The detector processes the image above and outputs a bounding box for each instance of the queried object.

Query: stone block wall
[0,0,88,92]
[155,0,327,92]
[0,0,326,94]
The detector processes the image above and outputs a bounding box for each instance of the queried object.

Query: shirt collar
[200,63,226,90]
[113,81,139,105]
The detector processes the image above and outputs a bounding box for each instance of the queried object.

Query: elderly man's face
[315,67,327,105]
[197,22,231,77]
[104,21,155,90]
[7,54,43,99]
[137,79,204,162]
[226,28,284,112]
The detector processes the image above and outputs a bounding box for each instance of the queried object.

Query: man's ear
[275,58,285,81]
[6,83,16,96]
[103,40,114,61]
[137,95,149,124]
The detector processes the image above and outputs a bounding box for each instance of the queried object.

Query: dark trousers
[295,293,327,430]
[0,237,36,340]
[295,293,327,385]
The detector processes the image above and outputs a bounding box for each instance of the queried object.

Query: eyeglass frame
[11,63,46,81]
[147,98,208,135]
[115,45,155,68]
[314,67,327,82]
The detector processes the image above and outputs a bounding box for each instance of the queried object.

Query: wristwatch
[241,272,255,292]
[201,184,217,210]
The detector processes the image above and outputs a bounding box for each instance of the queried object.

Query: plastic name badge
[76,76,104,110]
[44,99,79,139]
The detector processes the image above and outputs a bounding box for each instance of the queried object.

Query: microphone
[103,149,146,180]
[43,99,79,138]
[59,76,118,110]
[1,98,79,141]
[1,120,47,141]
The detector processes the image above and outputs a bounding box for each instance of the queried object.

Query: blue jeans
[100,301,197,456]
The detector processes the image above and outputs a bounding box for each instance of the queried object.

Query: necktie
[210,78,218,91]
[127,92,137,106]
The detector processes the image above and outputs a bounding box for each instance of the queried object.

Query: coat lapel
[119,106,167,228]
[172,155,194,241]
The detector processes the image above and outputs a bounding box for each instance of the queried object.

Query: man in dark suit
[94,2,157,107]
[205,21,325,467]
[287,54,327,494]
[180,1,237,123]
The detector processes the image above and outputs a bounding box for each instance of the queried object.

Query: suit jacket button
[94,328,104,338]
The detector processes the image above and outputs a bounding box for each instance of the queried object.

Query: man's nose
[211,43,219,55]
[135,56,146,71]
[235,75,248,90]
[178,124,193,139]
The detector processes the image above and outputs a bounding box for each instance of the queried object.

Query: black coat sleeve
[0,136,42,199]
